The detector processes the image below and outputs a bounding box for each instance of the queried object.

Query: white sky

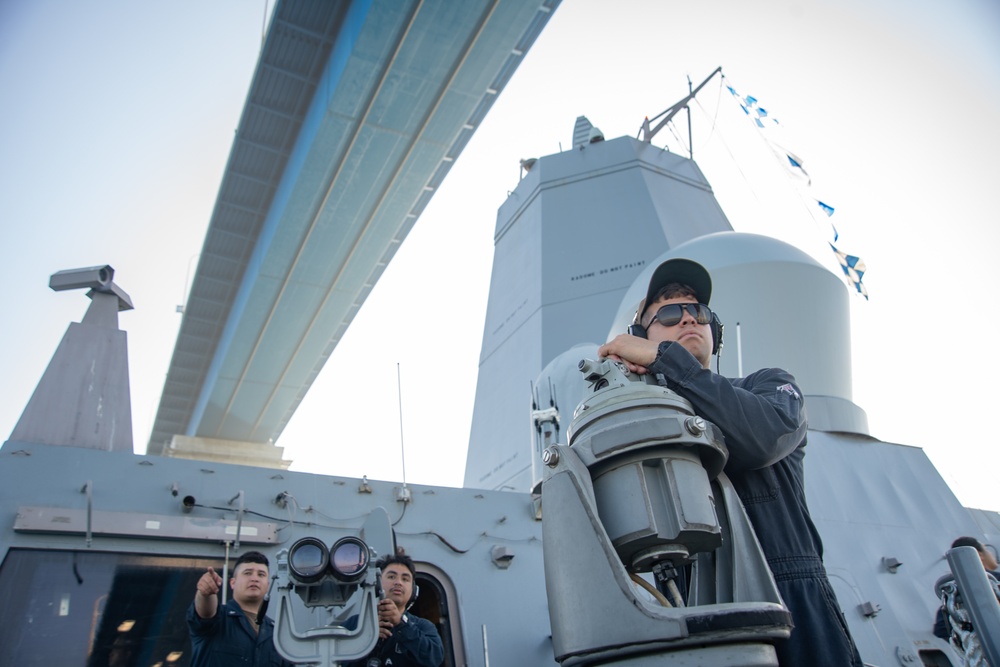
[2,0,998,511]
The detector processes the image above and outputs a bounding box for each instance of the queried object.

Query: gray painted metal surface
[0,440,550,666]
[466,135,734,492]
[149,0,560,453]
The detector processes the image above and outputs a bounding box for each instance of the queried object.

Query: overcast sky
[2,0,998,511]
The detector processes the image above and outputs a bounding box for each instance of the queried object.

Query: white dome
[608,231,855,403]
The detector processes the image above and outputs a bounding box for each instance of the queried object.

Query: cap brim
[635,258,712,324]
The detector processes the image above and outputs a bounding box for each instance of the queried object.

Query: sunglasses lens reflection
[654,304,712,327]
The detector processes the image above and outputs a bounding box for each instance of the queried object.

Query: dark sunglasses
[645,303,714,329]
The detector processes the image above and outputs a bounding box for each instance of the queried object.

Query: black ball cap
[633,258,713,325]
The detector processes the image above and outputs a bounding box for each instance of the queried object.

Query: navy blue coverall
[187,597,293,667]
[342,611,444,666]
[649,340,863,667]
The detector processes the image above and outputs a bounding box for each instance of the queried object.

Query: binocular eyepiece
[287,536,370,585]
[271,508,391,663]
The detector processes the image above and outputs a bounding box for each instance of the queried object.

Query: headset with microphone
[407,582,420,610]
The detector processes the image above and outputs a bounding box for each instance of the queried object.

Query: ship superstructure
[2,1,998,665]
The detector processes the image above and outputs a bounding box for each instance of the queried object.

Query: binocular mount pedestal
[541,359,791,666]
[272,509,393,665]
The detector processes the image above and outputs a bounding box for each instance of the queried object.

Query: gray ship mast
[465,69,737,492]
[10,265,134,452]
[639,66,722,158]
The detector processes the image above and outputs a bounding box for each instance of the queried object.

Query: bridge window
[0,548,208,666]
[0,549,466,667]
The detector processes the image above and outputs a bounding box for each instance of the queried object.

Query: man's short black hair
[376,551,416,578]
[234,551,270,570]
[951,536,985,552]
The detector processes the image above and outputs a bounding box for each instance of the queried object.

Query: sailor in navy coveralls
[599,258,863,667]
[187,551,293,667]
[344,552,443,667]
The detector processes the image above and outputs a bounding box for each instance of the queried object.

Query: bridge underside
[148,0,559,461]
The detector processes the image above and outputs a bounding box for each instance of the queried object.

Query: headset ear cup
[711,314,724,356]
[627,323,647,339]
[408,583,420,609]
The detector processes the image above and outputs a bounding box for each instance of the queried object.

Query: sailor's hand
[378,597,403,629]
[598,335,659,374]
[196,567,223,598]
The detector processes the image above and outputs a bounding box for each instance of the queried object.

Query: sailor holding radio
[346,551,443,667]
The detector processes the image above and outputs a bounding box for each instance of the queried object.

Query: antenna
[222,541,231,606]
[639,66,722,147]
[736,322,744,378]
[396,363,411,503]
[686,74,694,160]
[177,253,199,314]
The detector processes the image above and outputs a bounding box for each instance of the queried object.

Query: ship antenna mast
[397,363,408,491]
[686,75,694,159]
[639,66,723,158]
